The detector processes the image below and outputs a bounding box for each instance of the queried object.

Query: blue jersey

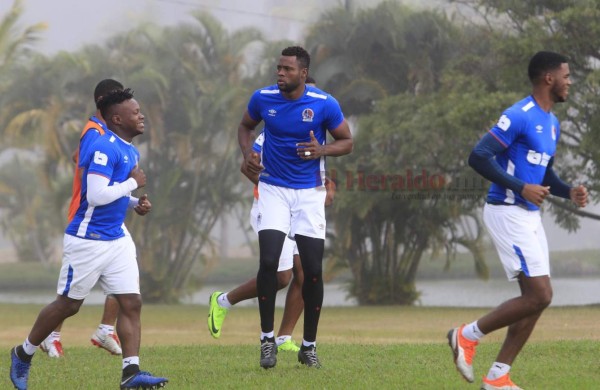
[66,133,140,240]
[247,84,345,189]
[487,95,560,210]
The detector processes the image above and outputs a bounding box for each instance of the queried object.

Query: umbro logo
[268,109,277,117]
[536,125,543,133]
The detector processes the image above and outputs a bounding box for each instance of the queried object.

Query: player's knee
[119,295,143,314]
[528,289,552,311]
[276,269,292,289]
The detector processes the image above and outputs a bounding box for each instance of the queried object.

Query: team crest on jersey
[551,125,556,140]
[302,108,314,122]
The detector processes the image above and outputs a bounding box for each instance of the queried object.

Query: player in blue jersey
[238,46,353,369]
[10,89,168,390]
[40,79,124,359]
[448,51,588,390]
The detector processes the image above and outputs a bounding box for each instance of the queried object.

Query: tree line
[1,0,598,304]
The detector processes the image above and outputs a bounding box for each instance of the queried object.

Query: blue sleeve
[468,132,525,194]
[324,95,344,131]
[488,107,526,148]
[542,157,571,199]
[247,91,263,122]
[87,138,118,180]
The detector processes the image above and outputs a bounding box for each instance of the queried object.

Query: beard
[278,80,301,93]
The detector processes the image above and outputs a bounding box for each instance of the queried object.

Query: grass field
[1,304,600,389]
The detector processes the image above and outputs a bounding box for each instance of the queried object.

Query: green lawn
[1,304,600,389]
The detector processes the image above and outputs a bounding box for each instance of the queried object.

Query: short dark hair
[98,88,134,121]
[528,51,569,83]
[281,46,310,70]
[94,79,124,108]
[306,76,316,84]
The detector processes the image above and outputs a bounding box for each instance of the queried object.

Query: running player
[237,46,352,369]
[448,51,588,390]
[10,89,168,390]
[39,79,123,358]
[207,77,329,354]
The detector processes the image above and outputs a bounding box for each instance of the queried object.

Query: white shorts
[251,199,298,272]
[57,234,140,299]
[256,182,326,240]
[483,203,549,281]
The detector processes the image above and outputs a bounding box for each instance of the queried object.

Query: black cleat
[260,337,277,369]
[298,344,322,368]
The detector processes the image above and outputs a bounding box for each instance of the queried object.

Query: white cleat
[91,331,122,355]
[40,338,64,358]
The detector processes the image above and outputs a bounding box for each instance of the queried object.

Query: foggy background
[1,0,597,255]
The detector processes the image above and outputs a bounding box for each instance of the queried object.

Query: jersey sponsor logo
[526,150,551,167]
[302,108,314,122]
[497,115,511,131]
[268,109,277,117]
[93,151,109,166]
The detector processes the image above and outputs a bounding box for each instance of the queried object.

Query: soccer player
[207,77,330,354]
[448,51,588,390]
[39,79,124,358]
[10,89,168,390]
[237,46,352,369]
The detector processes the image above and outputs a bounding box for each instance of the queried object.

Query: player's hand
[134,194,152,215]
[521,184,550,206]
[244,151,263,175]
[297,130,324,160]
[570,184,588,208]
[129,166,146,188]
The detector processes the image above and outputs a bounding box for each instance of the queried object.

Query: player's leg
[291,186,326,368]
[103,235,167,389]
[11,234,95,390]
[276,253,303,352]
[91,294,122,355]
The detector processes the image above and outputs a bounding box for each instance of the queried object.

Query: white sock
[487,362,510,380]
[123,356,140,370]
[218,293,232,309]
[462,321,484,341]
[98,324,115,337]
[261,331,274,340]
[276,335,291,346]
[302,339,316,348]
[23,339,37,356]
[48,331,61,342]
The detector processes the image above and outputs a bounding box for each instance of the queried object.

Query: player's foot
[259,337,277,369]
[207,291,228,339]
[447,325,478,383]
[10,347,31,390]
[298,344,322,368]
[91,330,122,355]
[120,371,168,389]
[277,339,300,352]
[481,373,522,390]
[40,338,64,358]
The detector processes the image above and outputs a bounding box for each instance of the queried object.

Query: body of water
[1,278,599,307]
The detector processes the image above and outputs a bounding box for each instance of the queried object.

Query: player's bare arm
[237,110,263,174]
[240,160,260,186]
[297,120,353,160]
[324,177,336,207]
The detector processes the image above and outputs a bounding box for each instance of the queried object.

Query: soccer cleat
[120,371,168,389]
[447,325,478,383]
[91,331,122,355]
[40,338,64,358]
[481,373,523,390]
[259,338,277,369]
[298,344,322,368]
[10,347,31,390]
[207,291,228,339]
[277,339,300,352]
